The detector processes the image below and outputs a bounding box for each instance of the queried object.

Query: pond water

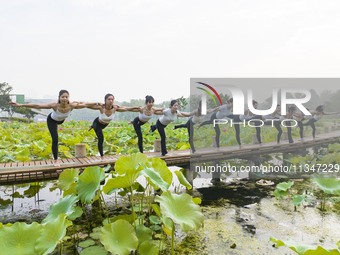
[1,173,339,255]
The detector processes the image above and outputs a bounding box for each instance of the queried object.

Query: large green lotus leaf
[150,158,173,185]
[313,177,340,195]
[43,195,79,223]
[63,182,78,197]
[0,221,42,255]
[77,166,105,204]
[103,169,140,190]
[136,225,153,245]
[99,219,138,255]
[275,181,294,191]
[155,191,204,232]
[114,153,147,175]
[35,214,72,255]
[174,170,192,190]
[270,237,340,255]
[58,168,79,191]
[80,245,108,255]
[138,240,159,255]
[142,167,170,191]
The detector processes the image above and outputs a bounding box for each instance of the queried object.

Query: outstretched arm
[178,111,192,117]
[71,101,102,110]
[10,102,56,109]
[323,111,338,115]
[122,106,142,112]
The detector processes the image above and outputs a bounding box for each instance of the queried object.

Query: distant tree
[12,107,38,119]
[177,96,188,111]
[0,82,13,115]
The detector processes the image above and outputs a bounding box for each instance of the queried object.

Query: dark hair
[227,98,233,104]
[288,105,296,113]
[170,99,178,107]
[145,95,154,104]
[316,105,324,112]
[58,90,69,103]
[252,100,258,105]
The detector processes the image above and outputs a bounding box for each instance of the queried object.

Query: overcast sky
[1,0,340,104]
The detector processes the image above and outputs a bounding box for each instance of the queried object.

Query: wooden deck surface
[1,130,339,185]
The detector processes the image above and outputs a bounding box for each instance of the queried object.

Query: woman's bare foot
[53,159,61,167]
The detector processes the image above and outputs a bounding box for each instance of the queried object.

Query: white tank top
[99,112,115,124]
[159,108,179,125]
[139,112,153,122]
[51,109,71,121]
[216,104,232,119]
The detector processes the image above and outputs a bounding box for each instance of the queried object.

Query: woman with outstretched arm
[150,99,192,156]
[10,89,96,166]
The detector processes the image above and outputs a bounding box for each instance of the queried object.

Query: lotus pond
[1,157,340,255]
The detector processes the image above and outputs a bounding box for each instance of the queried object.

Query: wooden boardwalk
[1,130,339,185]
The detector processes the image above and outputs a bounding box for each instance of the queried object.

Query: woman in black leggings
[303,105,338,139]
[198,98,233,148]
[174,101,203,153]
[88,94,137,157]
[150,100,192,156]
[11,90,94,165]
[128,95,163,153]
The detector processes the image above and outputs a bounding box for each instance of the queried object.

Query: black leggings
[47,113,64,160]
[91,117,109,156]
[303,118,317,139]
[297,120,304,139]
[153,119,168,155]
[133,117,147,153]
[250,116,262,144]
[264,119,282,143]
[228,115,241,146]
[199,112,221,147]
[174,117,196,152]
[285,121,294,143]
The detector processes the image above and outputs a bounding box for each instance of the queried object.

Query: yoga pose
[303,105,338,139]
[150,99,191,156]
[129,95,163,153]
[174,101,203,153]
[10,90,94,165]
[198,98,233,148]
[87,93,138,157]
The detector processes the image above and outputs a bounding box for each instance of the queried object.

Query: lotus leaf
[142,167,170,191]
[270,237,340,254]
[174,170,192,190]
[138,240,159,255]
[150,157,173,185]
[43,195,80,223]
[99,219,138,255]
[58,168,79,191]
[114,153,147,175]
[36,214,72,255]
[103,168,140,191]
[313,177,340,195]
[0,221,42,255]
[77,166,105,204]
[155,191,204,232]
